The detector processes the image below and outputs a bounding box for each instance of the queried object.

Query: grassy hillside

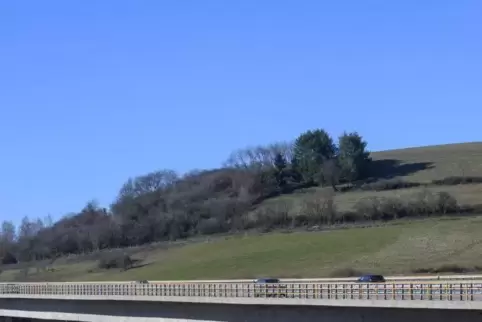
[3,142,482,282]
[371,142,482,182]
[3,216,482,282]
[264,181,482,213]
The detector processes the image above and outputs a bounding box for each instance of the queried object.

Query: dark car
[356,274,386,283]
[255,278,280,284]
[253,278,287,298]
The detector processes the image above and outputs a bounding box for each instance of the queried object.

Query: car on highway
[356,274,386,283]
[253,278,288,298]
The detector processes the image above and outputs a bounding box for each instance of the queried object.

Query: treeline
[0,128,417,264]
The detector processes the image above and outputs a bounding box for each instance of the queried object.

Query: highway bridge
[0,277,482,321]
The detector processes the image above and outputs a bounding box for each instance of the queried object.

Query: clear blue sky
[1,1,481,224]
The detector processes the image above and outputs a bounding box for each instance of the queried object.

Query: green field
[3,142,482,282]
[3,215,482,282]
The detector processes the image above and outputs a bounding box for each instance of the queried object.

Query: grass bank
[3,215,482,282]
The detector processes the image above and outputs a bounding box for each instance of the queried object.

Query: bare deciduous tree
[224,141,294,169]
[118,169,179,199]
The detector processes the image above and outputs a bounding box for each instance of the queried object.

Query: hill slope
[371,142,482,182]
[3,142,482,282]
[3,216,482,282]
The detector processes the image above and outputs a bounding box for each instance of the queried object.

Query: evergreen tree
[337,132,371,182]
[293,129,336,183]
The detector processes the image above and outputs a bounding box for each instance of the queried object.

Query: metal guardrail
[0,282,481,301]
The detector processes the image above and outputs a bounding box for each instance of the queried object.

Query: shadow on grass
[368,159,434,181]
[412,264,482,274]
[125,261,151,271]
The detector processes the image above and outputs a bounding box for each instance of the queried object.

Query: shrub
[377,197,408,220]
[359,179,421,192]
[246,190,460,232]
[339,184,355,192]
[407,190,458,216]
[434,191,458,214]
[251,203,292,231]
[353,190,459,221]
[353,197,384,221]
[1,251,18,265]
[335,210,362,223]
[431,176,482,186]
[431,264,467,273]
[297,194,337,226]
[353,197,407,221]
[197,217,227,235]
[98,253,133,270]
[412,264,473,274]
[250,193,339,230]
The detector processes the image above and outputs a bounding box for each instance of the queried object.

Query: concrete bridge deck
[0,281,481,321]
[0,297,482,322]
